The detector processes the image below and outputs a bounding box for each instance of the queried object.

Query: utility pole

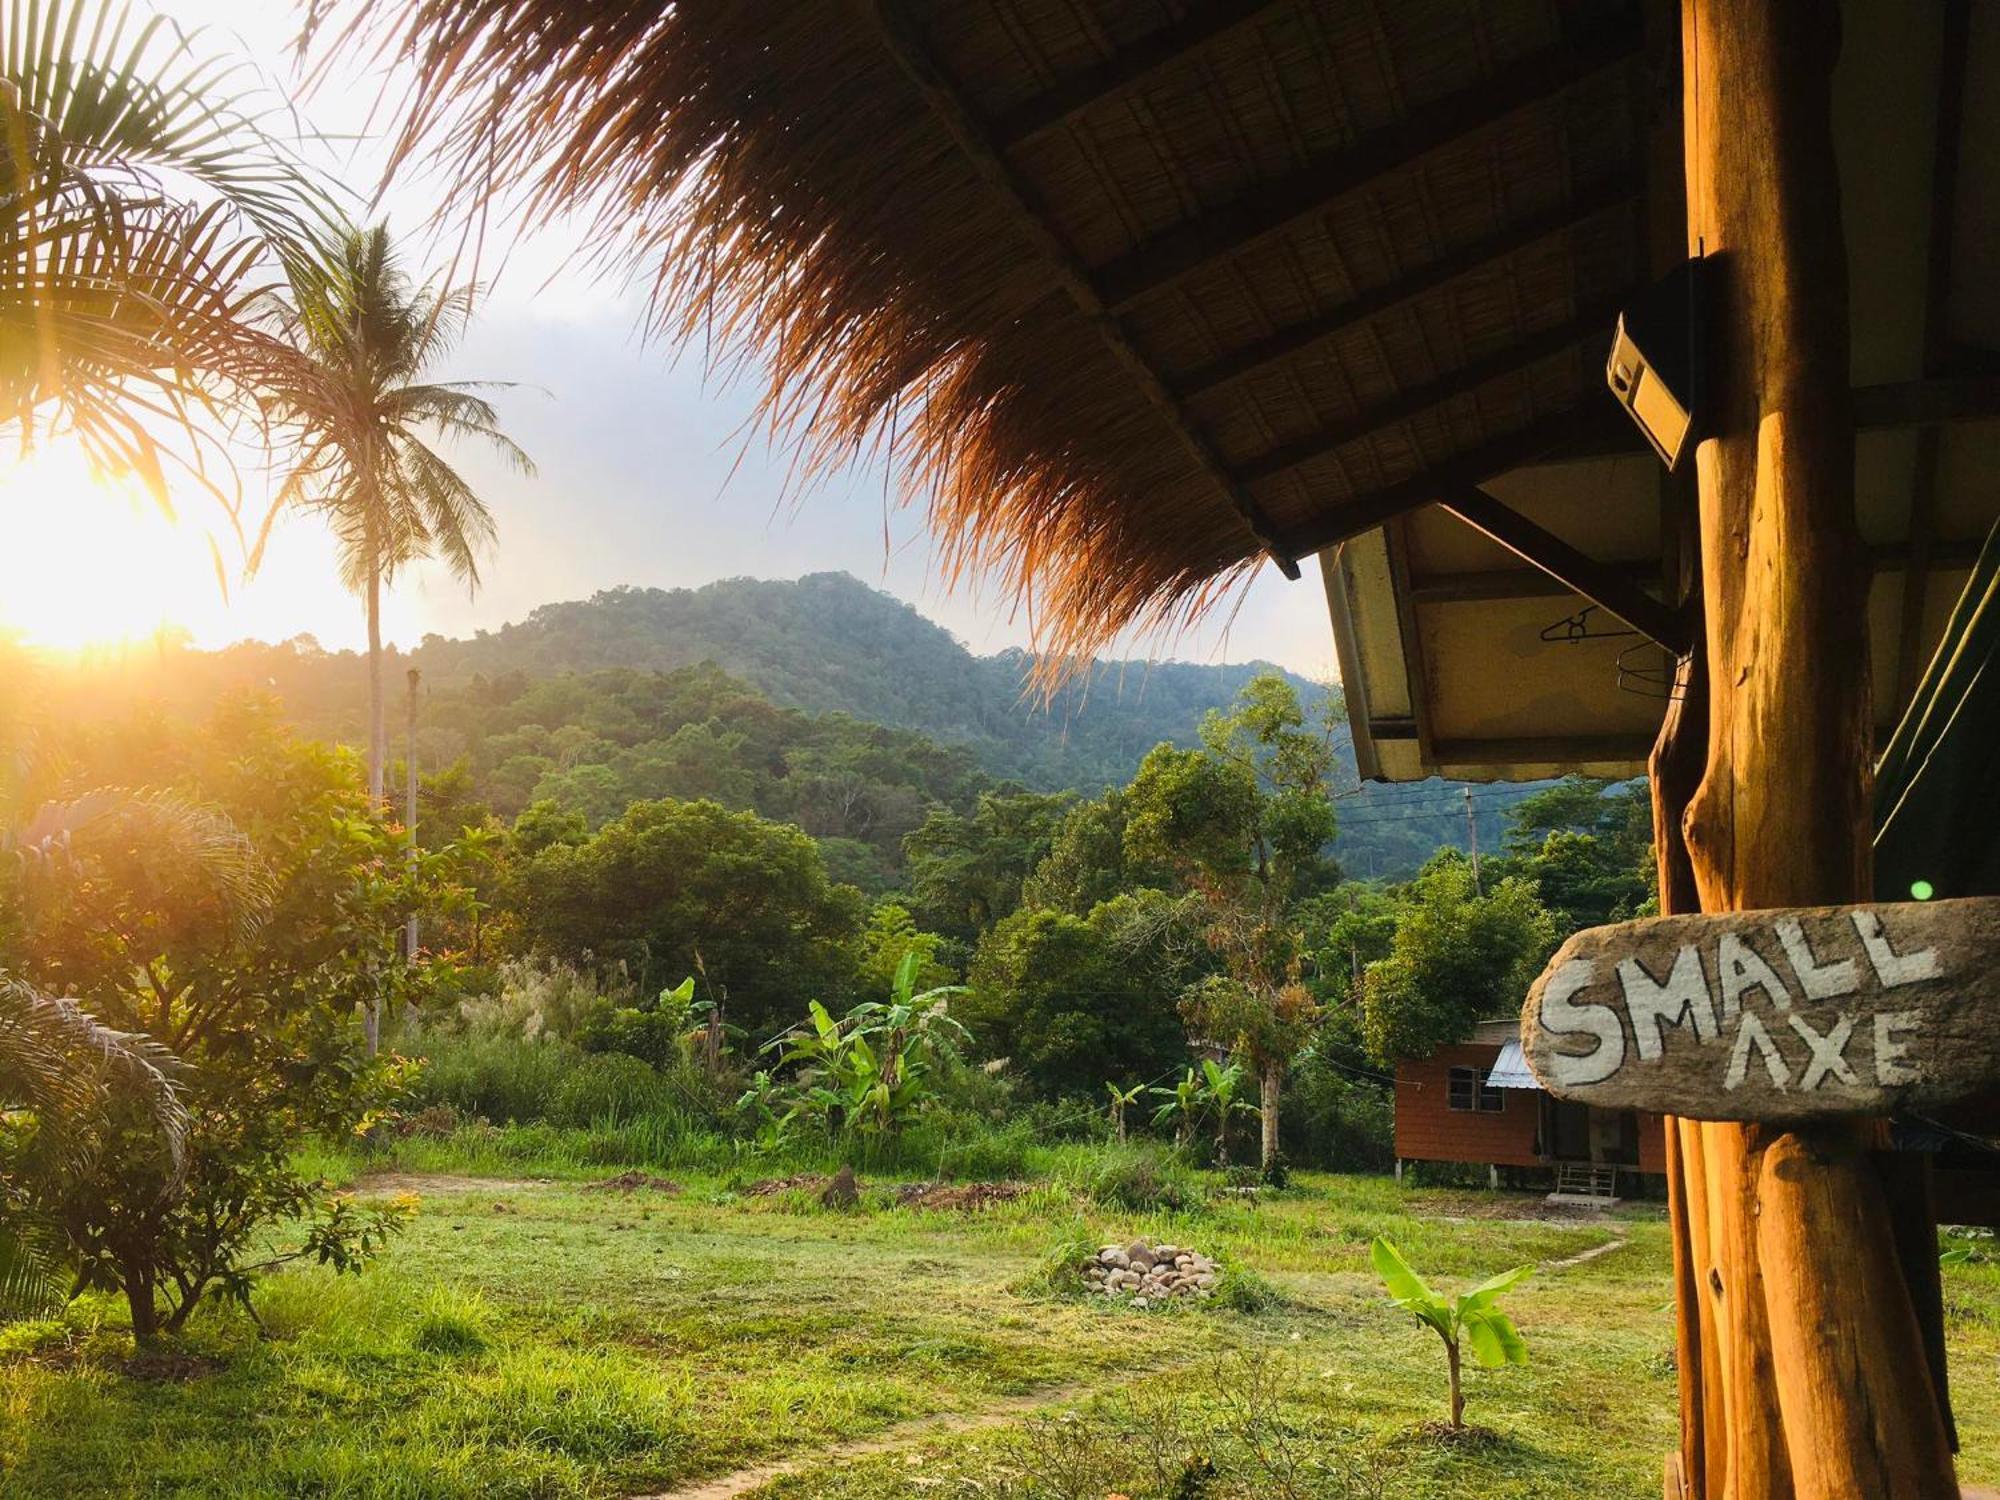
[404,667,420,962]
[1463,785,1482,894]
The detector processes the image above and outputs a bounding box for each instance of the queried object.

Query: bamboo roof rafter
[860,0,1303,579]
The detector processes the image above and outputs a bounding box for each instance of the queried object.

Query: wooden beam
[1094,22,1645,311]
[991,0,1289,150]
[1279,404,1624,557]
[1174,179,1639,400]
[1234,296,1630,485]
[1408,539,1982,605]
[1382,516,1438,771]
[1852,373,2000,430]
[858,0,1301,578]
[1367,725,1660,767]
[1894,0,1971,715]
[1436,484,1691,653]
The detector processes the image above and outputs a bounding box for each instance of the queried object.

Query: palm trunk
[125,1264,159,1348]
[366,559,386,809]
[1258,1058,1281,1170]
[364,556,385,1058]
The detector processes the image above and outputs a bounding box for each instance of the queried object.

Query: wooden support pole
[1671,1,1956,1495]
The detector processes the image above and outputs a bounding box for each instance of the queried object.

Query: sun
[0,441,372,654]
[0,445,226,650]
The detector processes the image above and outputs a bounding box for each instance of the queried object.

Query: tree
[269,225,531,817]
[510,798,864,1035]
[903,790,1070,943]
[5,705,438,1343]
[3,0,330,501]
[962,890,1192,1100]
[1123,674,1342,1168]
[1020,786,1170,915]
[1487,776,1654,933]
[1356,855,1556,1066]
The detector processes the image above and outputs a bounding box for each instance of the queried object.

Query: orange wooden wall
[1395,1042,1669,1173]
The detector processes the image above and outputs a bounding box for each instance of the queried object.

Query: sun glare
[0,445,223,650]
[0,442,389,655]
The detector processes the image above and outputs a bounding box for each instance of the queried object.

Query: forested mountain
[22,573,1529,877]
[409,573,1312,789]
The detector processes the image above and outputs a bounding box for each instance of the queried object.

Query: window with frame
[1447,1066,1505,1113]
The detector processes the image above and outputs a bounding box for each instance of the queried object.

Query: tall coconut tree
[3,0,334,506]
[267,225,530,811]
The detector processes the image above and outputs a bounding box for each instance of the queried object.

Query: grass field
[3,1148,1996,1499]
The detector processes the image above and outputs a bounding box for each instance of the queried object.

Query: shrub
[1282,1056,1394,1171]
[1084,1143,1203,1213]
[577,1004,685,1070]
[407,1032,578,1123]
[547,1053,671,1128]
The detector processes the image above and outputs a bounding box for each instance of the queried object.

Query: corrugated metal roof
[1486,1038,1541,1090]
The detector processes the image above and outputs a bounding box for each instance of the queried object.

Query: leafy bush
[1282,1054,1393,1171]
[547,1053,671,1127]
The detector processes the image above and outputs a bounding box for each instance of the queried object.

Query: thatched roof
[345,0,1657,660]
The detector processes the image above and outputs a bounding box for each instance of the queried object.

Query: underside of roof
[365,0,2000,759]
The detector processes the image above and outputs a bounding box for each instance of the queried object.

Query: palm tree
[3,0,334,506]
[268,225,530,812]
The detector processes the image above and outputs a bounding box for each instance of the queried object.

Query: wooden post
[1671,1,1956,1494]
[405,667,420,961]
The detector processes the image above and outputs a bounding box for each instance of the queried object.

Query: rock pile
[1085,1238,1221,1304]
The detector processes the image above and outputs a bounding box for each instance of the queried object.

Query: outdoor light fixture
[1606,257,1712,469]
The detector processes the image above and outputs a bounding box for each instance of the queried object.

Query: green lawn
[3,1160,1996,1498]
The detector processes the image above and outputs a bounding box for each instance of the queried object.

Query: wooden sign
[1520,897,2000,1122]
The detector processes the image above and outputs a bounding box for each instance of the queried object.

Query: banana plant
[1149,1067,1204,1150]
[1370,1237,1532,1430]
[1104,1080,1145,1143]
[1197,1057,1259,1168]
[763,953,968,1137]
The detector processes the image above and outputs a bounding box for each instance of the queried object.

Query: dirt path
[1542,1233,1628,1271]
[629,1357,1222,1500]
[348,1172,556,1197]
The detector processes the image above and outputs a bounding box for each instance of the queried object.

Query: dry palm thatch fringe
[321,0,1267,673]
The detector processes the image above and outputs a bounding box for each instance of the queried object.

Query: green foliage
[1370,1236,1531,1429]
[1082,1142,1205,1213]
[1358,855,1559,1065]
[548,1053,671,1128]
[759,954,970,1139]
[511,797,864,1032]
[4,706,432,1342]
[855,902,956,997]
[963,893,1193,1100]
[1279,1050,1394,1172]
[904,790,1072,942]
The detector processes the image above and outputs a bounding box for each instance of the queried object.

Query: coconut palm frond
[4,0,340,263]
[0,971,189,1181]
[10,785,275,940]
[3,0,336,504]
[0,1221,65,1318]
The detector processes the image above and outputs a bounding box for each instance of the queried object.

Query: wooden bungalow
[356,0,2000,1491]
[1393,1019,1667,1195]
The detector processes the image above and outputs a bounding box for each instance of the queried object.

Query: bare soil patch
[585,1172,683,1195]
[350,1173,552,1197]
[893,1180,1031,1211]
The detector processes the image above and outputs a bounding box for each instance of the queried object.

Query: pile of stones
[1084,1238,1220,1304]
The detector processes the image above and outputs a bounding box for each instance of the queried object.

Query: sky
[0,1,1339,678]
